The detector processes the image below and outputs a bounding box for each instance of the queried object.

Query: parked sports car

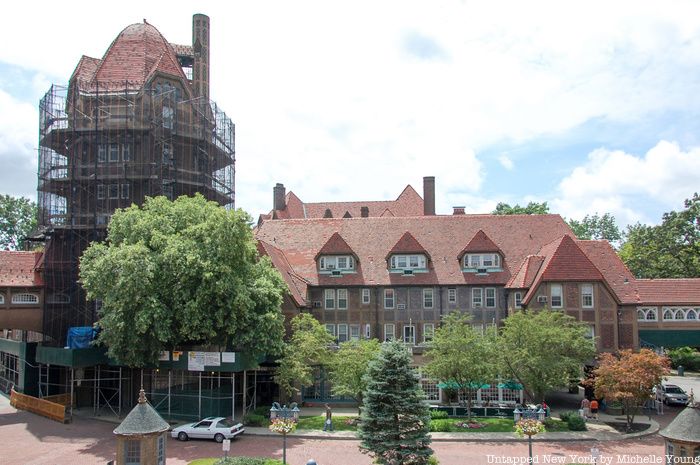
[171,417,245,442]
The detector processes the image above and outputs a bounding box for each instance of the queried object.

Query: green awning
[437,381,490,390]
[639,330,700,349]
[498,381,523,390]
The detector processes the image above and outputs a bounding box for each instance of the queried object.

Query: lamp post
[515,408,545,463]
[269,402,300,465]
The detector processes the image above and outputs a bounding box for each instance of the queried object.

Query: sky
[2,0,700,228]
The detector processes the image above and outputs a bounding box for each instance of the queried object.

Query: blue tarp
[66,327,96,349]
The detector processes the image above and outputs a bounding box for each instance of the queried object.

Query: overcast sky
[2,0,700,228]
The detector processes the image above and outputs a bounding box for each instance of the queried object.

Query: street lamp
[269,402,300,465]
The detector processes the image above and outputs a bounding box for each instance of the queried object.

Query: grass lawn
[296,415,358,431]
[429,417,570,433]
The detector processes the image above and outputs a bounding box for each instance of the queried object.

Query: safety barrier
[10,389,69,423]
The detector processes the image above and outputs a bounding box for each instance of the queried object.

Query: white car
[171,417,245,442]
[656,384,689,406]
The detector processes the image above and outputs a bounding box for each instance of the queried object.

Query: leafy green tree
[0,194,37,250]
[358,340,433,465]
[567,213,622,243]
[424,312,497,419]
[328,338,381,413]
[492,201,549,215]
[619,194,700,278]
[498,309,596,402]
[274,313,334,398]
[79,194,286,367]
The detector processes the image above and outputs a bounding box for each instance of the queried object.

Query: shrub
[252,405,271,418]
[428,456,440,465]
[566,415,587,431]
[430,410,449,420]
[559,410,577,422]
[242,413,265,426]
[667,347,700,371]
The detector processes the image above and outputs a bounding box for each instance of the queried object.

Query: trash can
[678,365,684,376]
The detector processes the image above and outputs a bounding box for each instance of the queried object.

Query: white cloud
[552,141,700,227]
[498,154,514,171]
[0,89,37,199]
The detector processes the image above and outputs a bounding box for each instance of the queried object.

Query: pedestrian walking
[590,399,599,420]
[323,403,333,431]
[580,397,590,419]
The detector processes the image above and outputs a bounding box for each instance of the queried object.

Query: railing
[10,389,69,423]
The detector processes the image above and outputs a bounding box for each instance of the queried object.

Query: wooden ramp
[10,389,69,423]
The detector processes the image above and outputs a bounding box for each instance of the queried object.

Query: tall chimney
[273,183,286,211]
[192,14,210,101]
[361,206,369,218]
[423,176,435,216]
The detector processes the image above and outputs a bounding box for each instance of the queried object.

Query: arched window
[11,293,39,304]
[675,309,685,320]
[646,308,657,321]
[687,309,697,320]
[663,309,674,321]
[637,309,646,321]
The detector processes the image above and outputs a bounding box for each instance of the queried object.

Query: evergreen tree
[358,340,433,465]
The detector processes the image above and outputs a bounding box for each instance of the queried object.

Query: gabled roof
[636,278,700,306]
[387,232,430,261]
[257,241,308,307]
[507,255,545,289]
[522,235,605,305]
[0,251,43,287]
[578,240,640,305]
[458,230,503,258]
[315,232,356,260]
[255,214,574,288]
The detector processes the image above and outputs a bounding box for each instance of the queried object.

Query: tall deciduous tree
[499,309,596,402]
[329,338,381,413]
[492,201,549,215]
[619,193,700,278]
[0,194,37,250]
[359,340,433,465]
[79,194,286,367]
[274,313,334,398]
[592,349,670,431]
[567,213,622,243]
[424,312,497,419]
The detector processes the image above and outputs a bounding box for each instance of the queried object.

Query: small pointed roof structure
[660,403,700,444]
[458,229,503,258]
[315,232,357,261]
[113,389,169,436]
[386,232,431,261]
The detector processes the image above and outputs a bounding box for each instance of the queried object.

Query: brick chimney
[273,183,286,211]
[423,176,435,216]
[361,206,369,218]
[192,14,210,101]
[453,206,466,215]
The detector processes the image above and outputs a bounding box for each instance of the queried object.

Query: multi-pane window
[485,288,496,308]
[423,323,434,343]
[109,143,120,162]
[423,289,434,309]
[384,323,395,341]
[637,307,658,321]
[11,293,39,304]
[514,291,522,308]
[98,144,107,162]
[337,324,348,343]
[384,289,395,309]
[472,288,483,307]
[350,324,360,341]
[324,289,336,309]
[581,284,594,308]
[319,255,355,271]
[389,254,427,270]
[121,183,130,200]
[325,324,336,338]
[420,377,440,402]
[109,184,119,199]
[448,288,457,304]
[163,105,174,129]
[122,144,132,162]
[364,324,372,339]
[124,440,141,465]
[584,325,595,339]
[337,289,348,310]
[97,184,106,200]
[464,253,501,269]
[661,307,700,321]
[550,284,563,308]
[403,325,415,344]
[362,288,370,304]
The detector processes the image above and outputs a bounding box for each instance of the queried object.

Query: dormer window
[463,253,501,271]
[319,255,355,272]
[389,254,427,271]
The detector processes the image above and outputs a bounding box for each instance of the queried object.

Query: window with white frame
[581,284,594,308]
[550,284,563,308]
[337,289,348,310]
[384,289,395,309]
[464,253,501,269]
[337,324,348,343]
[448,288,457,304]
[124,440,141,465]
[109,184,119,199]
[485,288,496,308]
[423,289,434,309]
[514,291,522,308]
[98,144,107,163]
[389,254,427,270]
[423,323,434,343]
[350,324,360,341]
[325,324,336,337]
[362,288,370,304]
[384,323,395,341]
[109,143,120,162]
[638,307,658,321]
[661,307,700,321]
[0,294,4,304]
[584,325,595,339]
[663,308,674,320]
[364,323,371,339]
[11,293,39,304]
[501,388,520,403]
[319,255,355,271]
[122,144,132,162]
[420,375,440,401]
[472,288,483,307]
[403,325,415,344]
[687,309,697,320]
[324,289,336,309]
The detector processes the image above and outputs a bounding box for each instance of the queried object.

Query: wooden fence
[10,389,69,423]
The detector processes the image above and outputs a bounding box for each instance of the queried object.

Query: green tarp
[639,330,700,348]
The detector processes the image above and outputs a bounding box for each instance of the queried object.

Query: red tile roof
[459,230,503,257]
[316,232,356,259]
[71,21,189,92]
[170,43,194,58]
[507,255,545,289]
[255,214,574,288]
[387,232,430,260]
[257,241,308,307]
[578,240,640,305]
[636,279,700,305]
[0,251,44,287]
